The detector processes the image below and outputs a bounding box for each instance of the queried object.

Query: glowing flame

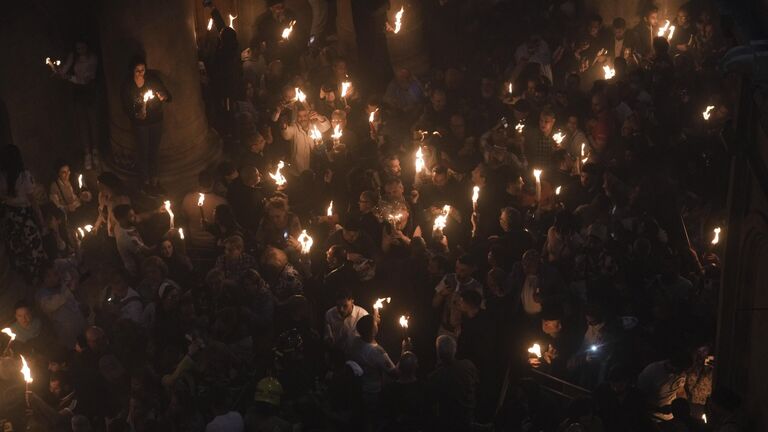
[507,82,513,94]
[393,7,404,34]
[178,227,185,240]
[373,297,391,310]
[603,65,616,80]
[207,18,213,31]
[581,143,589,164]
[281,20,297,40]
[472,186,480,205]
[341,81,352,99]
[77,228,85,238]
[368,109,378,124]
[45,57,61,67]
[310,125,322,141]
[399,315,409,328]
[515,121,525,134]
[702,414,707,424]
[553,131,565,145]
[415,147,425,174]
[270,161,287,186]
[78,174,83,189]
[297,229,313,254]
[533,169,542,182]
[432,205,451,232]
[388,213,403,225]
[197,193,205,207]
[143,90,155,103]
[703,105,715,120]
[20,355,33,383]
[326,201,334,217]
[294,87,306,103]
[84,224,93,233]
[331,124,343,140]
[164,200,174,228]
[658,20,671,37]
[228,14,237,29]
[667,25,675,41]
[555,186,562,195]
[711,227,721,245]
[527,343,542,358]
[2,328,16,342]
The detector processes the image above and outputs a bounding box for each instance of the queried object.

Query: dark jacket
[121,71,172,126]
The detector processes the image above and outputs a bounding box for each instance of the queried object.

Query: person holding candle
[49,162,92,225]
[523,108,558,171]
[281,108,331,176]
[432,255,483,337]
[7,301,54,355]
[325,289,369,350]
[120,57,172,194]
[226,165,265,232]
[113,204,157,277]
[180,170,228,251]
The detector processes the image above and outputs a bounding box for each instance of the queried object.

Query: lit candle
[269,161,287,187]
[297,229,313,254]
[711,227,721,245]
[415,146,425,175]
[178,227,185,240]
[555,186,562,196]
[164,200,174,229]
[527,343,542,358]
[84,224,93,233]
[326,201,334,217]
[702,105,715,121]
[657,20,671,37]
[399,315,409,340]
[507,82,513,95]
[667,25,675,41]
[143,90,155,103]
[432,205,451,235]
[331,124,343,144]
[341,81,352,100]
[602,65,616,80]
[701,414,707,424]
[294,87,307,104]
[472,186,480,210]
[373,297,391,311]
[1,328,16,356]
[533,169,542,203]
[207,18,213,31]
[77,227,85,238]
[228,14,237,29]
[552,131,565,145]
[515,120,525,134]
[78,174,84,190]
[198,193,206,221]
[20,354,33,407]
[281,20,297,40]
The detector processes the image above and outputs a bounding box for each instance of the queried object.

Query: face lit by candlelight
[432,170,448,187]
[160,240,174,258]
[455,260,474,282]
[384,180,404,201]
[430,90,447,112]
[566,116,579,133]
[384,158,402,178]
[645,10,659,28]
[358,193,374,213]
[450,114,466,139]
[335,297,354,318]
[57,165,71,182]
[677,10,689,26]
[331,111,347,130]
[539,113,555,135]
[297,109,310,130]
[133,63,146,82]
[542,319,562,337]
[15,306,32,328]
[587,20,601,38]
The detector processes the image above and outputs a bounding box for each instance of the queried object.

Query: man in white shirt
[637,351,692,421]
[325,289,368,349]
[280,108,331,175]
[113,204,153,276]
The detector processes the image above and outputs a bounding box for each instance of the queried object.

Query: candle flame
[702,105,715,120]
[164,200,174,228]
[281,20,297,40]
[198,193,205,207]
[472,186,480,204]
[270,161,287,186]
[399,315,409,328]
[143,90,155,102]
[77,228,85,238]
[432,205,451,232]
[1,328,16,342]
[711,227,721,245]
[20,354,33,383]
[341,81,352,99]
[580,142,586,157]
[658,20,670,37]
[369,109,378,124]
[667,25,675,41]
[507,82,513,94]
[294,87,306,103]
[297,229,313,254]
[528,343,542,358]
[228,14,237,29]
[393,7,404,34]
[603,65,616,80]
[373,297,391,310]
[553,131,565,145]
[533,169,542,182]
[207,18,213,31]
[326,201,334,217]
[415,147,425,173]
[84,224,93,232]
[555,186,562,195]
[331,124,343,140]
[178,227,185,240]
[702,414,707,424]
[515,121,525,134]
[78,174,83,189]
[310,125,322,141]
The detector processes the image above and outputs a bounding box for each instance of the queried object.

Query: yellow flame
[415,147,425,174]
[20,355,33,383]
[228,14,237,29]
[281,20,296,39]
[326,201,334,217]
[658,20,670,37]
[297,229,313,254]
[603,65,616,80]
[78,174,83,189]
[369,109,377,124]
[507,82,513,94]
[310,125,322,141]
[84,224,93,232]
[294,87,306,103]
[331,124,343,140]
[393,7,404,34]
[143,90,155,102]
[553,131,565,145]
[472,186,480,204]
[164,200,174,228]
[702,414,707,424]
[198,193,205,207]
[533,169,542,182]
[77,228,85,238]
[433,205,451,232]
[667,25,675,40]
[527,343,542,358]
[270,161,287,186]
[515,121,525,134]
[373,297,391,310]
[341,81,352,98]
[207,18,213,31]
[702,105,715,120]
[2,328,16,342]
[178,227,185,240]
[556,186,562,195]
[399,315,409,328]
[711,227,721,245]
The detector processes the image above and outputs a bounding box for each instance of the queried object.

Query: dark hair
[97,172,126,195]
[342,216,362,232]
[612,17,626,29]
[113,204,133,222]
[355,315,375,341]
[334,289,353,301]
[460,289,482,309]
[328,245,348,262]
[198,170,214,189]
[216,161,237,178]
[457,254,475,267]
[128,55,147,73]
[14,299,32,312]
[49,371,74,389]
[0,145,25,197]
[432,165,448,176]
[502,207,522,227]
[587,13,603,25]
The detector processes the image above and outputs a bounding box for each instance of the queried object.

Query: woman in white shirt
[1,145,47,282]
[49,162,92,223]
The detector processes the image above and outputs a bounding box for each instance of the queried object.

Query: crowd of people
[0,0,748,431]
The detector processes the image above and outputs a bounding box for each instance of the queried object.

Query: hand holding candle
[2,328,16,356]
[281,20,297,40]
[20,354,33,407]
[297,229,313,254]
[702,105,715,121]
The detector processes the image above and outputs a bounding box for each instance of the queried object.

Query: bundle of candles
[297,229,313,254]
[270,161,287,186]
[282,20,297,40]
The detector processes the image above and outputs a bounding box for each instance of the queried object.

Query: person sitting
[7,301,54,356]
[214,235,257,282]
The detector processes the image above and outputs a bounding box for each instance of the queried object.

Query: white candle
[533,169,542,203]
[164,200,174,229]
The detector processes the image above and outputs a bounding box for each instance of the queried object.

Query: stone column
[99,0,220,192]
